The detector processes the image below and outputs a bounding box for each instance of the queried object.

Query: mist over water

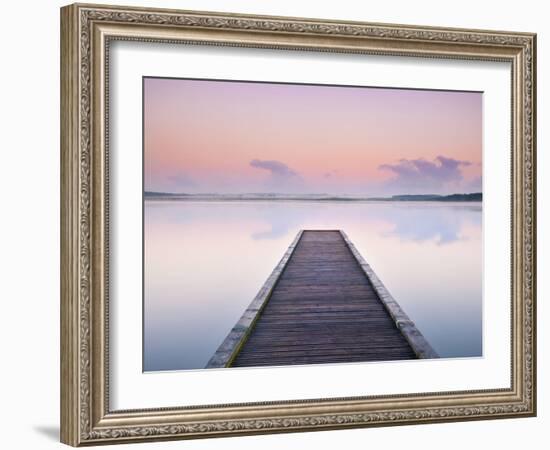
[144,200,482,371]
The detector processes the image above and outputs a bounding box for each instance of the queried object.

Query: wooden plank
[226,230,430,368]
[340,231,439,359]
[205,231,303,368]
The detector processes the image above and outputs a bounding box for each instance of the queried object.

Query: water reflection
[377,204,481,245]
[246,201,481,245]
[144,200,482,371]
[250,205,298,240]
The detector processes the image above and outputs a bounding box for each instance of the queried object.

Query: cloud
[250,159,300,178]
[379,155,472,192]
[164,172,197,191]
[249,159,303,193]
[323,170,339,179]
[167,172,196,188]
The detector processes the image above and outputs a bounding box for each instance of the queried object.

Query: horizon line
[144,191,482,197]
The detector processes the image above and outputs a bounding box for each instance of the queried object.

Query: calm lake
[144,200,482,371]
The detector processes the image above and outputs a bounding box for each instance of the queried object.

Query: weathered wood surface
[230,230,418,367]
[205,231,303,369]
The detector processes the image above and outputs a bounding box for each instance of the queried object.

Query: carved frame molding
[61,3,536,446]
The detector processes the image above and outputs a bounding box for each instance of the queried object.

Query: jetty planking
[206,230,437,369]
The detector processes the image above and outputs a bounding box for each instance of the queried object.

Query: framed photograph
[60,3,536,446]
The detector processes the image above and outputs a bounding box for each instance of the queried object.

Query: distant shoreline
[144,192,482,202]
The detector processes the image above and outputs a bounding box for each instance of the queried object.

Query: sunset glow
[144,77,482,196]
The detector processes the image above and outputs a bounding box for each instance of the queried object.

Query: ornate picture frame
[60,3,536,446]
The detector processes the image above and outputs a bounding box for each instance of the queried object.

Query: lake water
[144,200,482,371]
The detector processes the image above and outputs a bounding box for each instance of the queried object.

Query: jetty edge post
[205,230,304,368]
[339,230,439,359]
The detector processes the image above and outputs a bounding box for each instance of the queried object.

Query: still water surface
[144,200,482,371]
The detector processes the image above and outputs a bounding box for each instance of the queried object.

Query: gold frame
[60,2,537,446]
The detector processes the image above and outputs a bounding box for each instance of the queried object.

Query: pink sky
[144,77,482,196]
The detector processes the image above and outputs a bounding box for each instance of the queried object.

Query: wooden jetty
[206,230,438,369]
